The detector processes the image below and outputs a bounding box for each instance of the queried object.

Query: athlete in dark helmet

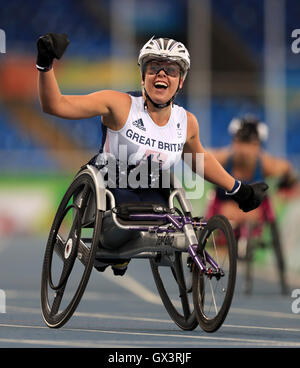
[228,114,268,143]
[210,114,297,225]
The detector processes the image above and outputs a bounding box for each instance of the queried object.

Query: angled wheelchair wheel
[41,172,102,328]
[270,220,289,295]
[150,251,198,331]
[244,235,255,295]
[244,220,289,295]
[192,215,237,333]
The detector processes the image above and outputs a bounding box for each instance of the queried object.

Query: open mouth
[154,81,168,89]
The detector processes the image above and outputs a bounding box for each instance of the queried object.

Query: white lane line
[5,289,111,302]
[8,305,172,324]
[8,285,299,322]
[7,305,300,332]
[102,272,162,305]
[0,337,133,348]
[103,273,300,321]
[223,324,300,332]
[0,337,291,348]
[0,322,299,347]
[230,307,300,320]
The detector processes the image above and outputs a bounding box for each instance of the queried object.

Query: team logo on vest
[176,122,182,138]
[132,118,146,131]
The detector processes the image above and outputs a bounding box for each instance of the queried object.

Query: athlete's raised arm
[36,33,130,127]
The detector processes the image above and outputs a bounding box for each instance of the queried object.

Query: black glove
[36,33,70,72]
[228,181,269,212]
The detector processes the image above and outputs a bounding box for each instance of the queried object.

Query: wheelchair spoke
[211,232,220,266]
[49,226,80,291]
[50,285,66,316]
[173,254,191,320]
[76,183,91,211]
[54,234,65,260]
[203,250,219,315]
[77,239,91,266]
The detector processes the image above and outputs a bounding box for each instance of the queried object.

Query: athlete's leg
[101,188,141,249]
[136,188,169,206]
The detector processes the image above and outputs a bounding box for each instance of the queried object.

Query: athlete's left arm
[261,152,298,187]
[182,112,235,192]
[261,152,293,177]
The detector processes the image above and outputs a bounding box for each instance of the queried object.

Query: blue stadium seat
[0,105,59,171]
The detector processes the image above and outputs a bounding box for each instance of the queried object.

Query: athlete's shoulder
[126,90,143,98]
[186,110,198,124]
[99,90,132,130]
[185,110,199,140]
[90,89,131,110]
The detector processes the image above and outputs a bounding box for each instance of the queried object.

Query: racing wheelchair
[206,188,288,295]
[41,164,237,332]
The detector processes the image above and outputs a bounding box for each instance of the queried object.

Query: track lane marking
[8,305,300,330]
[103,273,300,320]
[0,337,133,348]
[0,322,299,347]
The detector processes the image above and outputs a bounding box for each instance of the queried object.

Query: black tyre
[244,236,255,295]
[150,251,198,331]
[270,220,289,295]
[192,215,237,332]
[244,220,288,295]
[41,172,102,328]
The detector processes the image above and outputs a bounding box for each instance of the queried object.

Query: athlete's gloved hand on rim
[36,33,69,72]
[226,180,269,212]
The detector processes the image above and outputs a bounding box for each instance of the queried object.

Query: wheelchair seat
[98,202,171,251]
[112,201,173,225]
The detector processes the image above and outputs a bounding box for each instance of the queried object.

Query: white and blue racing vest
[100,94,187,170]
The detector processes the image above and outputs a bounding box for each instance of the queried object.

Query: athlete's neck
[142,89,172,126]
[146,102,172,126]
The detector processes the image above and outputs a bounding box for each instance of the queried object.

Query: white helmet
[138,36,190,81]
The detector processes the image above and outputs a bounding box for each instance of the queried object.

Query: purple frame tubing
[129,213,223,276]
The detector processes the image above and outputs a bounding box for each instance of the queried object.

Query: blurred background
[0,0,299,273]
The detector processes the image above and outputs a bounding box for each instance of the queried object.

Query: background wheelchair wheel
[150,251,198,331]
[270,220,289,295]
[244,236,255,295]
[41,172,102,328]
[192,215,237,333]
[244,220,288,295]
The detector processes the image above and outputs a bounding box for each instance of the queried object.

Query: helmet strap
[143,77,181,110]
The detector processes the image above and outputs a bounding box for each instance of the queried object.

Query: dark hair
[234,122,260,142]
[233,115,262,143]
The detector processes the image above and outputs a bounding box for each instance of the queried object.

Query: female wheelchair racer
[37,34,268,330]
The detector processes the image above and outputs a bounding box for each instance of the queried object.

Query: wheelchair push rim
[41,172,102,328]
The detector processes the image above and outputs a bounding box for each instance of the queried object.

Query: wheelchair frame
[41,164,237,332]
[205,189,288,295]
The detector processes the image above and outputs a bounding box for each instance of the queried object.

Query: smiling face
[142,59,183,106]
